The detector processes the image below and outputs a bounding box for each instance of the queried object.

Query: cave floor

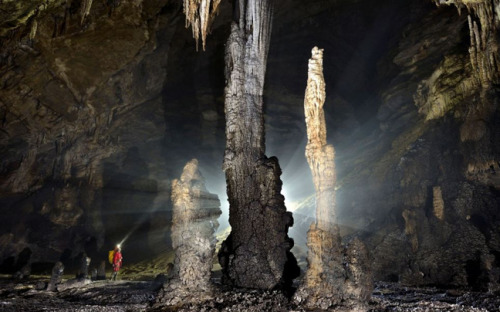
[0,276,498,311]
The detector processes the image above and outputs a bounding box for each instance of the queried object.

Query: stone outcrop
[155,159,221,307]
[218,0,298,290]
[47,261,64,292]
[294,47,372,311]
[76,253,91,280]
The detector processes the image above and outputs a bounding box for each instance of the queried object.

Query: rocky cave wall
[331,1,500,289]
[0,0,499,291]
[0,0,183,272]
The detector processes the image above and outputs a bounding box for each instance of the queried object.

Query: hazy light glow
[282,187,299,212]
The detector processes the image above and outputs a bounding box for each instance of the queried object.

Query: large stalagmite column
[295,47,373,311]
[155,159,221,306]
[218,0,298,290]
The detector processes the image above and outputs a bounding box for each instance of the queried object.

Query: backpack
[108,250,115,264]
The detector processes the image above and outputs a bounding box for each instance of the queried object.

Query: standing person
[110,245,122,281]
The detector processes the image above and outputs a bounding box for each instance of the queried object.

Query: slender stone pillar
[218,0,298,290]
[294,47,373,311]
[155,159,221,306]
[304,46,336,232]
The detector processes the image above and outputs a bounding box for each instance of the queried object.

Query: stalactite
[183,0,222,51]
[439,0,500,86]
[294,47,372,311]
[29,19,37,41]
[80,0,93,26]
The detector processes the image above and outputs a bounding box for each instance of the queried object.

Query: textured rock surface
[155,158,221,307]
[183,0,222,50]
[218,0,298,290]
[0,0,182,273]
[327,2,500,289]
[303,47,336,230]
[294,47,372,311]
[436,0,500,86]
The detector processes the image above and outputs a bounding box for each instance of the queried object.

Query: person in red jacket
[111,245,122,281]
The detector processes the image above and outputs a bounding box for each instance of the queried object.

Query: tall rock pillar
[218,0,298,289]
[294,47,373,311]
[304,47,336,232]
[155,159,221,306]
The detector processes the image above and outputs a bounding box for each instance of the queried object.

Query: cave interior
[1,0,500,310]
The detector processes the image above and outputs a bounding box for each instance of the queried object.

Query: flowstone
[155,159,221,307]
[293,47,373,311]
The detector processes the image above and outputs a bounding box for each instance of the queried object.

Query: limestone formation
[183,0,222,50]
[47,261,64,292]
[155,159,221,307]
[303,46,336,231]
[80,0,94,25]
[217,0,298,290]
[76,253,91,280]
[437,0,500,86]
[294,47,372,311]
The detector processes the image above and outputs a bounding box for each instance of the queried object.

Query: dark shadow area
[102,147,163,264]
